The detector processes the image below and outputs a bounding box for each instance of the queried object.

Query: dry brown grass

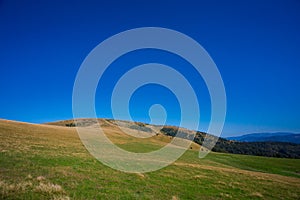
[250,192,263,198]
[135,173,145,178]
[0,178,69,199]
[172,195,180,200]
[35,182,63,193]
[37,176,46,181]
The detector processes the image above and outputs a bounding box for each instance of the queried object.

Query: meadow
[0,119,299,199]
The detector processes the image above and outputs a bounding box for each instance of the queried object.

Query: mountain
[227,132,300,144]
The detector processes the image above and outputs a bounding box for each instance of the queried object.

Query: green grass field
[0,119,299,199]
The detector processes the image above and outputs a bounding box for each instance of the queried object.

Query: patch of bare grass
[250,192,263,198]
[0,177,68,200]
[35,182,63,194]
[172,195,180,200]
[0,180,33,196]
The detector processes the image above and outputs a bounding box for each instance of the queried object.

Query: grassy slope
[0,119,300,199]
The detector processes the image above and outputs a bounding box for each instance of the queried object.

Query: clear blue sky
[0,0,299,136]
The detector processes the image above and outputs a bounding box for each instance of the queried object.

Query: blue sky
[0,0,299,136]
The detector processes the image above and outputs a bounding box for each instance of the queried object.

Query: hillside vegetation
[160,125,300,158]
[0,119,300,199]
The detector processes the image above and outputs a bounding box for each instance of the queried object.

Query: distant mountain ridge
[227,132,300,144]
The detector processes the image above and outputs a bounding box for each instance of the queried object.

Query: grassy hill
[0,119,300,199]
[48,119,300,158]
